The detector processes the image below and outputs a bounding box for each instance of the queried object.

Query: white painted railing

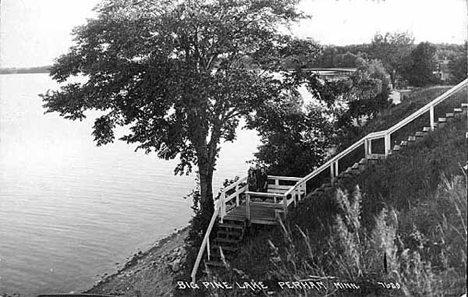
[191,175,302,282]
[284,78,468,200]
[191,78,467,283]
[190,199,220,282]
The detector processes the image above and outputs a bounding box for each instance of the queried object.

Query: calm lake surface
[0,74,259,296]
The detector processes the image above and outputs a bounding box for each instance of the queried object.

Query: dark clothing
[248,167,268,192]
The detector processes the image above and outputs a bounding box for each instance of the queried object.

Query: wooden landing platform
[223,202,284,225]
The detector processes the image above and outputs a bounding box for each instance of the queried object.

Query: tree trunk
[197,154,215,217]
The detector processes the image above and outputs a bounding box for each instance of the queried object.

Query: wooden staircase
[302,103,467,202]
[205,218,246,268]
[392,105,466,152]
[191,79,468,282]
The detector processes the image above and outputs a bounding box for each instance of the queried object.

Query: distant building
[302,68,357,81]
[390,89,412,105]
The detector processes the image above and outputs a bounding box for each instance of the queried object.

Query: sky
[0,0,467,68]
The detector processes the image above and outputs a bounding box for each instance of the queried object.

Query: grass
[335,85,466,180]
[196,85,467,296]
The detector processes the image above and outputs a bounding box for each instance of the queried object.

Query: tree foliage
[249,99,334,177]
[329,58,391,136]
[40,0,322,216]
[369,32,414,84]
[446,42,468,84]
[402,42,439,87]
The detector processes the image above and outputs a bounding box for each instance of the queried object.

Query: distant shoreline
[0,66,51,75]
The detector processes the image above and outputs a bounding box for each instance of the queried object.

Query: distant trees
[402,42,439,87]
[0,66,50,74]
[311,45,369,68]
[369,32,415,85]
[446,42,468,84]
[329,58,391,145]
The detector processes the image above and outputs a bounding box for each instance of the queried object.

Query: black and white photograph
[0,0,467,296]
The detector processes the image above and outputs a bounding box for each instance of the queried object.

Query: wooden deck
[223,202,284,225]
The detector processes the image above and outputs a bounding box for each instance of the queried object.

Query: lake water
[0,74,259,296]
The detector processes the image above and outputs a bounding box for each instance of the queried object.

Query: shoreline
[85,226,190,296]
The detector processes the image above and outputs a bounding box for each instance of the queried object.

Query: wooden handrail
[245,191,286,197]
[191,201,220,283]
[268,175,303,181]
[387,79,467,134]
[219,177,247,218]
[222,176,248,193]
[191,79,467,283]
[285,79,468,197]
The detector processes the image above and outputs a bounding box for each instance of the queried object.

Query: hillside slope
[202,87,467,297]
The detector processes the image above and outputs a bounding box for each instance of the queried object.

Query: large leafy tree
[447,42,468,84]
[402,42,439,87]
[369,32,414,85]
[328,58,390,128]
[41,0,321,216]
[249,98,334,177]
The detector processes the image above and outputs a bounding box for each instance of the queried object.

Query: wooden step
[358,158,366,165]
[408,136,416,142]
[461,103,468,108]
[311,188,320,195]
[341,172,354,178]
[346,168,360,175]
[454,108,463,113]
[215,237,242,245]
[210,247,238,257]
[422,126,431,132]
[393,145,401,151]
[217,230,243,238]
[218,223,245,230]
[351,163,360,170]
[400,140,408,146]
[438,117,447,123]
[446,112,454,118]
[221,217,246,224]
[211,244,238,253]
[339,171,353,178]
[205,260,225,267]
[209,252,236,262]
[368,154,385,160]
[415,131,426,137]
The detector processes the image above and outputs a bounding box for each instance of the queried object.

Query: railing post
[220,192,226,223]
[283,194,288,217]
[246,193,251,227]
[384,133,391,157]
[430,105,435,131]
[364,139,369,160]
[330,164,334,184]
[235,184,240,206]
[207,239,211,260]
